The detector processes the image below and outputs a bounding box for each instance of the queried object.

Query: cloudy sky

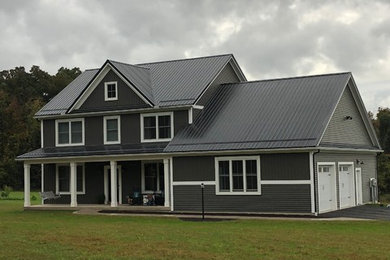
[1,0,389,113]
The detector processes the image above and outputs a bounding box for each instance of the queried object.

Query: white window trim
[215,156,261,195]
[103,115,121,145]
[55,163,85,195]
[104,81,118,101]
[141,161,164,194]
[140,112,174,143]
[55,118,85,147]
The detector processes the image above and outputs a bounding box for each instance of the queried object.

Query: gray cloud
[0,0,389,113]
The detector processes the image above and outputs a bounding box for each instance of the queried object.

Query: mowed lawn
[1,195,390,259]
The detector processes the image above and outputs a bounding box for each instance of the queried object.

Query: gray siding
[174,110,189,135]
[173,156,215,181]
[121,114,140,144]
[196,62,240,107]
[172,152,312,213]
[261,153,310,180]
[321,86,373,147]
[85,116,103,146]
[173,184,311,213]
[78,69,148,112]
[314,152,377,209]
[120,161,142,201]
[43,120,55,148]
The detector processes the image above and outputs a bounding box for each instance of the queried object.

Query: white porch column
[104,169,109,204]
[70,162,77,207]
[110,161,118,207]
[163,159,170,207]
[41,164,44,205]
[24,163,31,207]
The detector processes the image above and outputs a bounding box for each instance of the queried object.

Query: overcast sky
[1,0,389,113]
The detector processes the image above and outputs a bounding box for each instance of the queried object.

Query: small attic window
[104,81,118,101]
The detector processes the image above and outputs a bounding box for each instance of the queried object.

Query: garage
[339,163,355,209]
[318,164,337,213]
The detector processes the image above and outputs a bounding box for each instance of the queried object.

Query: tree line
[0,66,390,195]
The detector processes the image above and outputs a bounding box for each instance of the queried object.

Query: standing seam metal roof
[164,73,353,152]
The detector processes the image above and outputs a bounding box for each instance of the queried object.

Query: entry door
[339,164,355,209]
[104,166,122,205]
[355,167,363,205]
[318,164,337,213]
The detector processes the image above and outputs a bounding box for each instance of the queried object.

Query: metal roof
[35,54,234,116]
[16,143,167,160]
[165,72,354,152]
[35,69,99,116]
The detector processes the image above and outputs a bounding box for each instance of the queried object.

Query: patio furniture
[39,191,61,202]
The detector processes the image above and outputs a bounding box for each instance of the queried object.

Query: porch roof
[16,143,167,160]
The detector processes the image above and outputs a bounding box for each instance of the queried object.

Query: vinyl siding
[173,184,311,213]
[172,152,312,213]
[314,152,377,210]
[43,120,55,148]
[78,69,149,112]
[321,86,373,147]
[196,62,240,107]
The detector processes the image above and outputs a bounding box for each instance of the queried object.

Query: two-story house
[17,54,381,215]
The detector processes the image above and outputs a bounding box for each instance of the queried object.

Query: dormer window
[104,81,118,101]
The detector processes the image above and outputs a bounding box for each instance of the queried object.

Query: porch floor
[25,204,170,213]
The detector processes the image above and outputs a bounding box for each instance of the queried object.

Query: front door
[355,167,363,205]
[104,166,122,205]
[339,164,355,209]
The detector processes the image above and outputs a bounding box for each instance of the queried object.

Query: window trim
[215,156,261,195]
[103,115,121,145]
[141,161,164,194]
[140,112,174,143]
[104,81,118,101]
[55,118,85,147]
[55,163,86,195]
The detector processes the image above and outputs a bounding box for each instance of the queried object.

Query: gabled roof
[165,72,380,152]
[36,54,240,117]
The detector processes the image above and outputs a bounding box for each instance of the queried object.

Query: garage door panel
[339,164,355,209]
[318,164,337,213]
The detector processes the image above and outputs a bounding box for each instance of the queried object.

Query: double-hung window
[56,119,84,146]
[142,162,164,193]
[104,81,118,101]
[141,112,173,142]
[56,164,85,194]
[215,156,261,195]
[104,116,120,144]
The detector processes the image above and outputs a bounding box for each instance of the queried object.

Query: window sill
[58,192,86,195]
[141,138,172,143]
[104,141,121,145]
[56,143,84,147]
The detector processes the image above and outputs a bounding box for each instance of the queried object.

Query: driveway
[319,205,390,220]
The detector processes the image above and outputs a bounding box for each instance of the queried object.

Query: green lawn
[0,198,390,259]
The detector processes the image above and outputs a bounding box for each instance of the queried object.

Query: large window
[104,81,118,101]
[56,164,85,194]
[215,156,261,195]
[56,119,84,146]
[142,162,164,193]
[141,112,173,142]
[104,116,120,144]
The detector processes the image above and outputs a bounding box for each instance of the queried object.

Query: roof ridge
[222,72,352,86]
[108,59,150,70]
[136,53,233,66]
[84,68,100,71]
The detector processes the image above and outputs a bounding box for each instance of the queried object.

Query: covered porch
[22,155,173,210]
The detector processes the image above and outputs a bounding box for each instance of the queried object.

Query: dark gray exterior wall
[85,116,103,146]
[77,69,148,112]
[321,86,373,147]
[174,110,188,135]
[196,62,240,107]
[120,161,142,201]
[314,152,377,209]
[172,152,312,213]
[121,114,140,144]
[173,184,311,213]
[43,120,55,148]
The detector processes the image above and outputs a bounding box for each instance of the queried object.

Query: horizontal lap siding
[315,152,377,206]
[173,185,311,213]
[172,152,311,213]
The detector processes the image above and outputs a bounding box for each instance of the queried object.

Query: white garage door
[339,164,355,209]
[318,164,337,213]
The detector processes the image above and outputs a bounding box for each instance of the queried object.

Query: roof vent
[344,116,353,120]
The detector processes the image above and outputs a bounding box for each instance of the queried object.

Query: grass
[1,198,390,259]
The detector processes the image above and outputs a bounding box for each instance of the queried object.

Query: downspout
[376,152,382,203]
[312,150,320,216]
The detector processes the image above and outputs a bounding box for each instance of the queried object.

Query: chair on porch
[39,191,61,202]
[127,191,142,205]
